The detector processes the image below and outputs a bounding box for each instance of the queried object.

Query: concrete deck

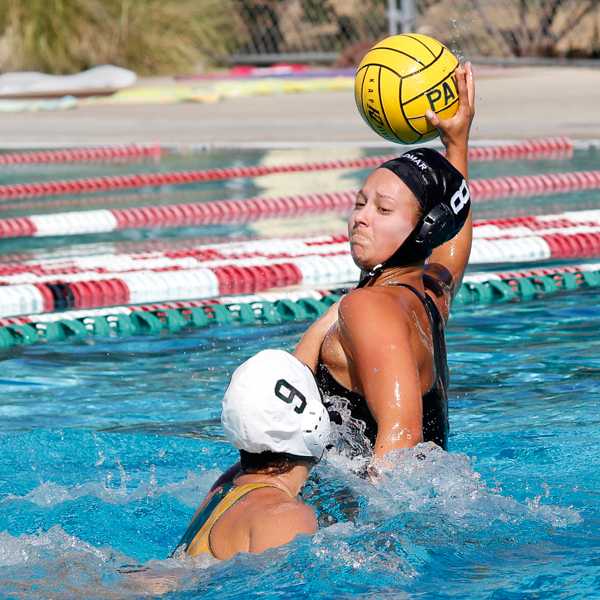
[1,66,599,147]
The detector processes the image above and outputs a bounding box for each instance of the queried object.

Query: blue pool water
[1,289,598,598]
[0,147,599,598]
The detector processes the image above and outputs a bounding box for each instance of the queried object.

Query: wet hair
[239,450,316,476]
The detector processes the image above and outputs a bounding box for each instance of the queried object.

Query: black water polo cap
[357,148,470,286]
[379,147,471,265]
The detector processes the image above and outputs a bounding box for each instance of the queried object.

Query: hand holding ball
[355,34,459,144]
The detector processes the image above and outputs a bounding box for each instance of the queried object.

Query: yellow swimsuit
[173,481,286,559]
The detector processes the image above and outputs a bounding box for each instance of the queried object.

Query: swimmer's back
[177,480,317,560]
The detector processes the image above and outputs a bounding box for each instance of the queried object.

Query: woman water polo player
[172,350,330,560]
[294,63,475,462]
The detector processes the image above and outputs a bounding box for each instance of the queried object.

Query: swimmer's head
[349,148,470,273]
[221,350,331,470]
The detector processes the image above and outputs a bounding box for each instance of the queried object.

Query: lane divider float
[2,224,600,318]
[1,171,600,239]
[0,144,164,165]
[0,138,574,200]
[0,262,598,350]
[0,208,599,284]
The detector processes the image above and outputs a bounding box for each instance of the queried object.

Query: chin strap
[356,225,432,288]
[357,265,383,288]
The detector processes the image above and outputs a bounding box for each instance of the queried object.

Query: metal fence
[225,0,600,64]
[228,0,388,64]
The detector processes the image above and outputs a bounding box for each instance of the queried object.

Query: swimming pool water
[0,288,598,598]
[0,147,599,598]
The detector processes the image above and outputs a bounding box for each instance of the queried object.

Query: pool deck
[1,65,600,147]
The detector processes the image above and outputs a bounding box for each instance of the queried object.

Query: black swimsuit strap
[386,283,436,325]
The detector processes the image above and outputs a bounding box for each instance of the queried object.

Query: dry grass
[0,0,237,74]
[419,0,600,59]
[2,0,598,74]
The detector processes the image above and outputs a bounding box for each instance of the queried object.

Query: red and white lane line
[0,144,164,165]
[0,193,350,238]
[0,254,359,317]
[0,138,574,200]
[1,170,600,240]
[0,230,591,292]
[2,224,600,318]
[1,209,600,282]
[473,210,600,236]
[0,137,570,168]
[1,206,598,269]
[465,137,572,161]
[1,260,598,328]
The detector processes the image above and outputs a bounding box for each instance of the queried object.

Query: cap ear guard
[415,203,458,248]
[301,401,331,460]
[415,173,471,249]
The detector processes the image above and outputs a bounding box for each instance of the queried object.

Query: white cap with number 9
[221,349,331,459]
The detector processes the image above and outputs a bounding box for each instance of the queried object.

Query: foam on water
[323,390,580,530]
[361,444,581,528]
[2,468,221,509]
[0,525,223,598]
[0,526,130,598]
[0,443,582,598]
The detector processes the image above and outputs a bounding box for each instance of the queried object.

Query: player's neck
[368,264,424,290]
[235,464,310,497]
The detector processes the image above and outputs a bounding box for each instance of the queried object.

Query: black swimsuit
[315,283,449,451]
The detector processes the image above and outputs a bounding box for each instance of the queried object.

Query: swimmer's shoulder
[339,285,418,326]
[211,487,315,558]
[247,497,317,554]
[337,288,414,356]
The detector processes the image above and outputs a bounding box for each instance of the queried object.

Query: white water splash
[2,468,221,509]
[325,393,372,460]
[312,521,418,578]
[0,526,113,568]
[319,388,581,530]
[327,442,582,529]
[0,526,218,599]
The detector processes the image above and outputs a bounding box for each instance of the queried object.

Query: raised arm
[425,63,476,299]
[338,291,423,459]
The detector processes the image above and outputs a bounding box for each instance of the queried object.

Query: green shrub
[0,0,236,74]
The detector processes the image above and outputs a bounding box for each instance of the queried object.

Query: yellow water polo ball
[355,33,460,145]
